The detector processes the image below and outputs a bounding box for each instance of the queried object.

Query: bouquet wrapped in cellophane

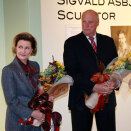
[18,57,73,131]
[85,53,131,113]
[39,58,73,98]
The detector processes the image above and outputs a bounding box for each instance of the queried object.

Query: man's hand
[93,80,118,95]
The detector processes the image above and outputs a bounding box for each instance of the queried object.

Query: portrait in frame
[110,26,131,58]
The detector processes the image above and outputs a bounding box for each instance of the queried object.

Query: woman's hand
[31,110,45,123]
[48,94,54,102]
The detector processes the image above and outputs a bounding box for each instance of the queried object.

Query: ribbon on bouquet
[18,117,33,125]
[18,92,53,131]
[85,59,110,113]
[91,93,105,112]
[89,72,110,113]
[18,91,62,131]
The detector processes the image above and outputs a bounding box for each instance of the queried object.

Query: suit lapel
[96,33,105,57]
[80,32,97,57]
[12,58,34,94]
[81,32,104,72]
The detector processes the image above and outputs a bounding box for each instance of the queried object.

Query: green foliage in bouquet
[39,57,67,92]
[106,52,131,73]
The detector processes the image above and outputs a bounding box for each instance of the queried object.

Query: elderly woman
[1,32,45,131]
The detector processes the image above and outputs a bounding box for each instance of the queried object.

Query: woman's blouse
[16,56,39,89]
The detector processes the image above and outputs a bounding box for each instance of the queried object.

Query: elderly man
[63,9,119,131]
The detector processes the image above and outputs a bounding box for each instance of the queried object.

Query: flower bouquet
[39,58,73,99]
[85,53,131,112]
[18,57,73,131]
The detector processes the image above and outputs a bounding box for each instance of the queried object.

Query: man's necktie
[89,37,97,53]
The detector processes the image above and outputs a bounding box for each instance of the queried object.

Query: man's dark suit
[63,32,118,131]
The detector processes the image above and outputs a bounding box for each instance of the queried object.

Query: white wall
[41,1,131,130]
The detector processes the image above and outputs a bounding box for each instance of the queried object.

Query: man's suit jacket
[1,57,41,131]
[63,32,118,110]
